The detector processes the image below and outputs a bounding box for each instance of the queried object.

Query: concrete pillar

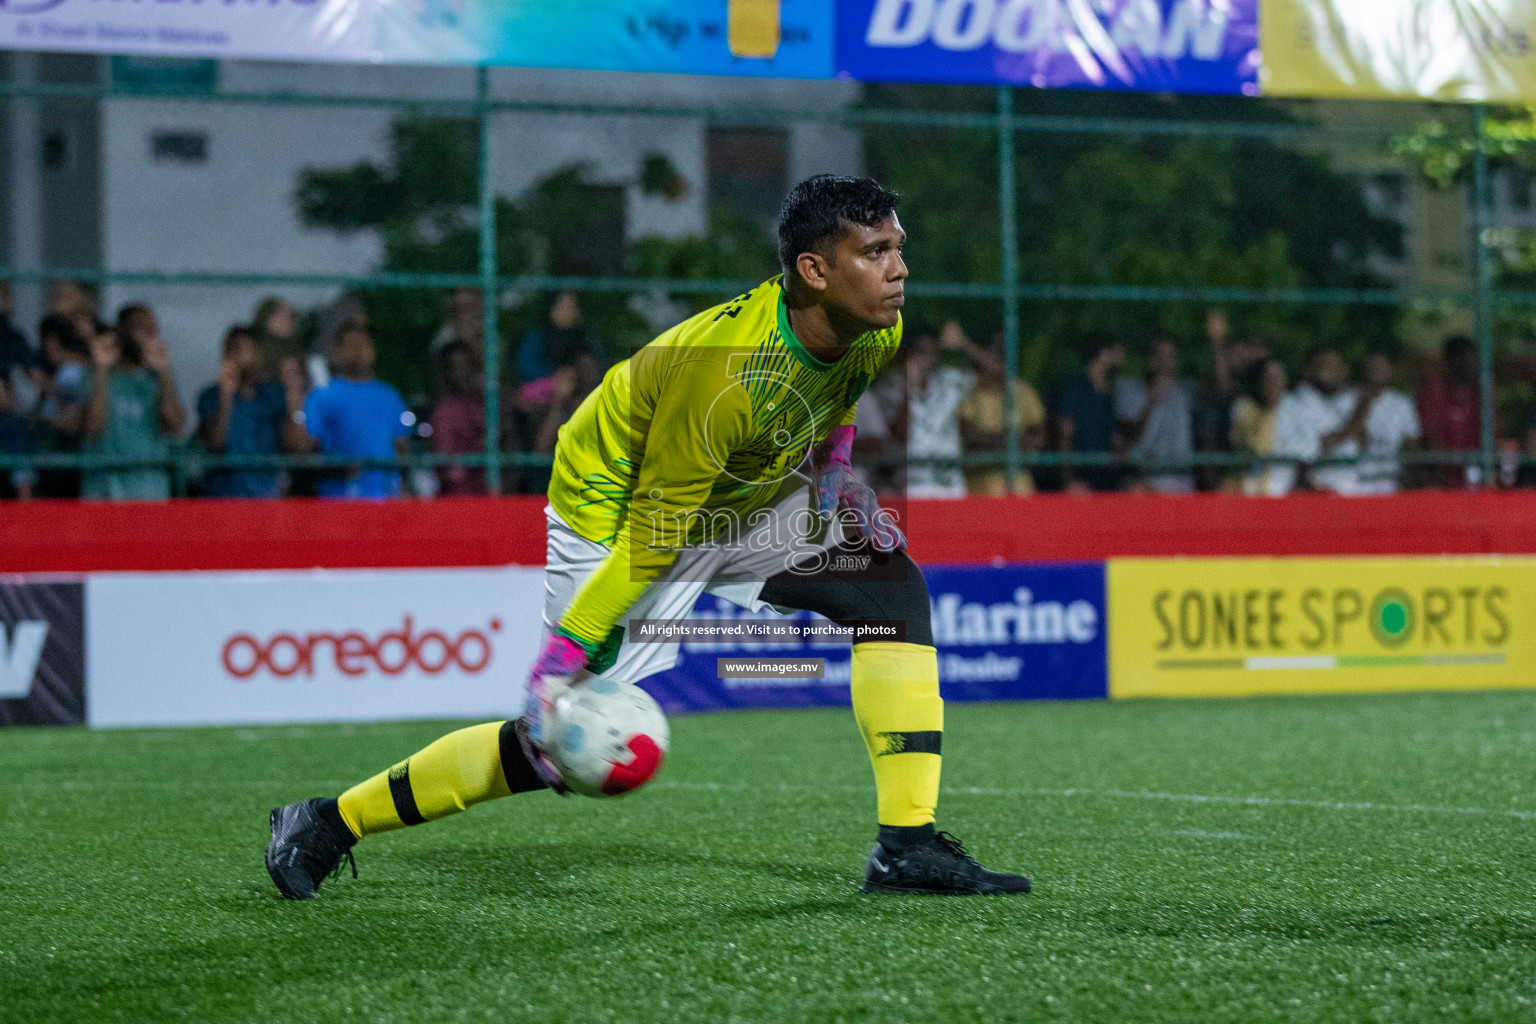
[8,51,44,344]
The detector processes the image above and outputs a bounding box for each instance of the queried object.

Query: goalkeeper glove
[810,425,904,553]
[516,628,589,793]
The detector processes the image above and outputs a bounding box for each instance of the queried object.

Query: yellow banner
[1261,0,1536,101]
[1108,557,1536,698]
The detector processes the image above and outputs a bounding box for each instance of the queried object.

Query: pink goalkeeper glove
[810,425,905,553]
[516,629,589,793]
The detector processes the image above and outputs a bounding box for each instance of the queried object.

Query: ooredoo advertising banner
[836,0,1260,93]
[85,567,544,727]
[1108,556,1536,698]
[645,561,1108,713]
[0,578,85,727]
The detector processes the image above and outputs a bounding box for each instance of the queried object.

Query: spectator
[1194,309,1267,491]
[295,326,413,499]
[81,305,186,501]
[957,333,1045,496]
[1116,338,1196,494]
[47,278,107,342]
[1417,335,1483,488]
[252,297,305,371]
[0,376,34,499]
[197,326,304,499]
[1230,358,1288,496]
[1054,339,1124,493]
[431,287,484,356]
[1324,351,1420,495]
[430,341,487,496]
[0,281,43,407]
[314,293,370,388]
[897,325,980,499]
[531,365,584,457]
[1271,348,1358,495]
[850,366,905,492]
[517,291,598,406]
[33,315,91,498]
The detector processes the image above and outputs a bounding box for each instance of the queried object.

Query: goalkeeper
[265,175,1031,899]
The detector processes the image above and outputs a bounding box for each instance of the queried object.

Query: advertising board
[1108,556,1536,698]
[645,561,1108,713]
[85,567,544,727]
[0,578,85,726]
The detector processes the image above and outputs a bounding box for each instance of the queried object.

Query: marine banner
[1260,0,1536,101]
[1108,557,1536,699]
[643,561,1108,714]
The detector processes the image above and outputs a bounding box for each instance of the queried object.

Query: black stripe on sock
[498,720,550,793]
[387,761,427,826]
[875,730,942,757]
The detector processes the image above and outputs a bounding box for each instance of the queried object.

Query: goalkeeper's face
[821,213,908,331]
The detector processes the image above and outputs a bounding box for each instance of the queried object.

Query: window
[706,127,788,229]
[150,130,208,165]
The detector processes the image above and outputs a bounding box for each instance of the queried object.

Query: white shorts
[542,488,847,685]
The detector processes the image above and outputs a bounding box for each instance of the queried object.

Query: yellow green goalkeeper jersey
[550,275,902,654]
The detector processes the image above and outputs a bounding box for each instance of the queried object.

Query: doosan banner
[838,0,1260,93]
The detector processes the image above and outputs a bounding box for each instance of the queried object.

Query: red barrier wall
[3,492,1536,573]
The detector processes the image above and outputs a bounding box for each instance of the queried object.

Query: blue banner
[0,0,834,78]
[641,561,1107,714]
[835,0,1259,95]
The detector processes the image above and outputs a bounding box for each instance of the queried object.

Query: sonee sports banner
[1108,556,1536,698]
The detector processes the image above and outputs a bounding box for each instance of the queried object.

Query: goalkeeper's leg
[758,546,1030,895]
[265,721,548,900]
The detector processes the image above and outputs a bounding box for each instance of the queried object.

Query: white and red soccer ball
[546,679,669,797]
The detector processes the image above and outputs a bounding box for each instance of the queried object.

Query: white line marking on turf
[653,781,1536,822]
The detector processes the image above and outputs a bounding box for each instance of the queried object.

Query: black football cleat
[862,830,1031,895]
[265,798,357,900]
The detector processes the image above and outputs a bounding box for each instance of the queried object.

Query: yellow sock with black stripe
[850,642,943,833]
[334,721,545,840]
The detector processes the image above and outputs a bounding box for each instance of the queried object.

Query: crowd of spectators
[0,281,606,501]
[864,315,1508,499]
[0,280,1518,501]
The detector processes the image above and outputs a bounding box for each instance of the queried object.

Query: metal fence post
[477,66,502,494]
[1472,103,1496,486]
[997,86,1020,491]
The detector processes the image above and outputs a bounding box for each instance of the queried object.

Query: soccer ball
[546,678,669,798]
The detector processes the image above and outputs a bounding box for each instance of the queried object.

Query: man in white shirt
[1271,349,1359,496]
[1348,353,1421,494]
[1271,350,1420,496]
[901,325,982,499]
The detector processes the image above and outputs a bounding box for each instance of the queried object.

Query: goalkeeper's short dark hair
[778,175,899,283]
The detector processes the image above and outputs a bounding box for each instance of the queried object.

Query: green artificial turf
[3,691,1536,1023]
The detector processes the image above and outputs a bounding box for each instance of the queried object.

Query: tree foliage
[296,119,772,396]
[864,86,1403,387]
